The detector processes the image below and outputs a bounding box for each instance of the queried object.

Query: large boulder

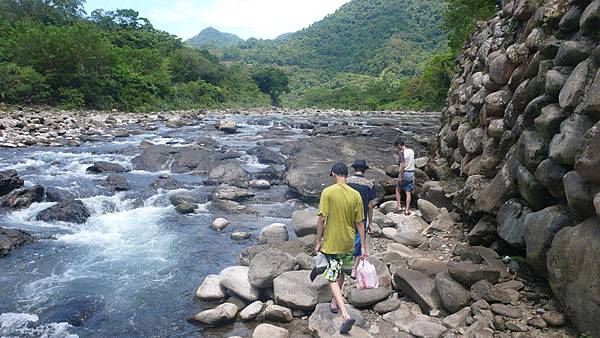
[0,227,34,258]
[219,266,261,302]
[417,199,441,223]
[100,174,129,192]
[262,304,293,323]
[86,161,127,174]
[0,170,24,197]
[496,199,531,247]
[252,323,290,338]
[247,146,285,165]
[549,114,593,166]
[516,165,553,211]
[0,185,44,208]
[36,198,91,224]
[347,288,392,308]
[563,171,599,219]
[207,162,250,188]
[217,120,237,133]
[434,272,471,314]
[581,69,600,120]
[273,270,330,311]
[44,187,76,202]
[192,303,238,327]
[291,207,318,237]
[554,41,592,66]
[195,275,227,301]
[447,261,501,287]
[237,238,313,266]
[575,121,600,184]
[489,54,515,85]
[308,303,370,337]
[559,60,591,111]
[517,130,548,172]
[535,159,569,199]
[580,0,600,34]
[393,268,443,314]
[547,217,600,337]
[524,205,574,277]
[259,223,289,244]
[211,185,254,201]
[132,144,174,171]
[248,249,298,288]
[240,301,264,321]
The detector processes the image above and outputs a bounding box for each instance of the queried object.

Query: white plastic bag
[356,259,379,289]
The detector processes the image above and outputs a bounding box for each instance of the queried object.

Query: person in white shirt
[394,138,415,215]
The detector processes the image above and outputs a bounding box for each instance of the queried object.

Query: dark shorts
[354,221,366,257]
[397,171,414,192]
[322,252,353,282]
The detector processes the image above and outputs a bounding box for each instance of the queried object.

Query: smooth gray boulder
[0,170,23,197]
[240,301,264,321]
[291,207,318,237]
[258,223,289,245]
[563,171,598,219]
[219,266,261,302]
[192,303,238,327]
[0,227,34,258]
[207,162,250,187]
[549,114,593,166]
[252,323,289,338]
[434,272,471,314]
[496,199,531,247]
[575,121,600,184]
[196,275,227,301]
[263,304,293,323]
[211,185,254,201]
[248,249,298,288]
[393,268,443,314]
[308,303,370,337]
[348,288,392,308]
[273,270,329,311]
[417,199,441,223]
[0,185,44,208]
[448,261,501,287]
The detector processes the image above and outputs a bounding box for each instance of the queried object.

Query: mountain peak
[186,27,243,49]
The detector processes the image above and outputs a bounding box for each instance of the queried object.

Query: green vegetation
[0,0,498,112]
[0,0,271,111]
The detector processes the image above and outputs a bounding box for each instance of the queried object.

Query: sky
[84,0,351,40]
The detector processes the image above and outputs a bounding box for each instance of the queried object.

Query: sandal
[340,317,356,333]
[330,300,338,314]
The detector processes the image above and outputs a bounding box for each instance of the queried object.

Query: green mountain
[220,0,446,76]
[186,27,243,49]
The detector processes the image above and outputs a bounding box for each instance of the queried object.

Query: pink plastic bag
[356,259,379,289]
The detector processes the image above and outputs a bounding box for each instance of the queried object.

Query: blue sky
[84,0,350,40]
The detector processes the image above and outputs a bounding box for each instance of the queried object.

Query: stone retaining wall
[433,0,600,335]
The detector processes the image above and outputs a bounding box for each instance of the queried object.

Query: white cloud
[147,0,351,40]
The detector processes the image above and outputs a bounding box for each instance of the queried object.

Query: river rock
[535,159,569,198]
[249,179,271,189]
[491,303,522,318]
[258,223,289,244]
[559,60,591,110]
[100,174,129,192]
[263,304,293,323]
[581,69,600,120]
[470,280,512,304]
[554,41,592,66]
[211,185,254,201]
[248,249,298,288]
[44,187,76,202]
[252,323,289,338]
[0,227,34,258]
[534,104,568,141]
[36,198,91,224]
[448,261,501,287]
[524,205,573,277]
[195,274,227,301]
[192,303,238,327]
[149,176,184,190]
[489,53,514,85]
[210,218,230,232]
[549,113,593,166]
[382,302,428,333]
[348,288,392,308]
[434,272,471,314]
[273,270,329,311]
[410,320,447,338]
[0,170,24,196]
[547,217,600,336]
[219,266,261,302]
[237,238,313,266]
[217,120,237,133]
[308,303,370,337]
[542,310,566,327]
[517,165,553,211]
[372,209,395,228]
[247,146,285,165]
[86,161,127,174]
[417,199,440,223]
[467,216,498,245]
[291,207,318,237]
[425,209,455,234]
[0,185,44,208]
[131,144,173,171]
[373,295,402,314]
[240,301,264,321]
[207,162,250,188]
[575,121,600,184]
[393,268,442,314]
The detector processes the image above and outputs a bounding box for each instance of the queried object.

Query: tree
[251,67,290,106]
[444,0,496,52]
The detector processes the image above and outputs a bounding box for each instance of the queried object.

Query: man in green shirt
[315,162,366,334]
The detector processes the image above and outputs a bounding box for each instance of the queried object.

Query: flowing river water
[0,112,439,337]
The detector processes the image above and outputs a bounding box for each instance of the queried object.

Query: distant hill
[186,27,243,49]
[218,0,446,76]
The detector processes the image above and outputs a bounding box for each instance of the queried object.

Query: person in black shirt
[346,159,376,278]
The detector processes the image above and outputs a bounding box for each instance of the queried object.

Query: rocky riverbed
[0,107,580,337]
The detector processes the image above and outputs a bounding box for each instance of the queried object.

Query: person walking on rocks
[346,159,376,278]
[315,162,366,334]
[395,138,415,215]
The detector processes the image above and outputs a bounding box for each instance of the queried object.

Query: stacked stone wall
[434,0,600,335]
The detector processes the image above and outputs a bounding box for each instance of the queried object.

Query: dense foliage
[0,0,497,112]
[0,0,271,111]
[186,27,243,55]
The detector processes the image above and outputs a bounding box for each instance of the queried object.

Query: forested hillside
[222,0,446,77]
[186,27,243,51]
